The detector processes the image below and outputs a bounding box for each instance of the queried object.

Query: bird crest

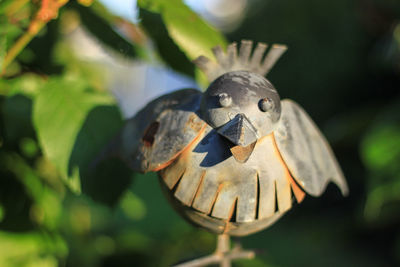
[193,40,288,82]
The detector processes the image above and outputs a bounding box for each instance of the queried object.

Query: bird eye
[259,97,274,112]
[218,93,232,107]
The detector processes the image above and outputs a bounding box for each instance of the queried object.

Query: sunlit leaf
[0,13,25,76]
[139,9,195,78]
[19,137,39,158]
[78,0,94,7]
[138,0,226,84]
[33,77,116,193]
[0,231,67,267]
[119,191,146,221]
[0,73,44,97]
[362,125,400,171]
[0,0,29,16]
[0,0,16,14]
[139,0,226,60]
[0,34,5,72]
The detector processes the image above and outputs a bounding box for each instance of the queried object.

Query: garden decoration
[105,40,349,266]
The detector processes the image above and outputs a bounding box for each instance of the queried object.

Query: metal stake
[174,234,255,267]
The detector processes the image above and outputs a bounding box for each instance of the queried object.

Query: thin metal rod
[217,235,230,267]
[174,234,255,267]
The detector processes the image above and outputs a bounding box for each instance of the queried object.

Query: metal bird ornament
[109,40,348,266]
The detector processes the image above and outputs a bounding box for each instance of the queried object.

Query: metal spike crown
[193,40,288,82]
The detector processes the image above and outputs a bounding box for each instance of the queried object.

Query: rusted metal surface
[120,89,205,173]
[172,234,255,267]
[160,176,285,236]
[230,142,256,163]
[159,124,306,235]
[119,40,348,239]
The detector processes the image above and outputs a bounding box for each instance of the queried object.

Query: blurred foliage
[70,2,147,60]
[138,0,226,85]
[138,0,226,60]
[33,77,116,192]
[361,101,400,223]
[0,0,399,266]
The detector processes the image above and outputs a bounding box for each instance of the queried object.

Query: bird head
[200,70,281,147]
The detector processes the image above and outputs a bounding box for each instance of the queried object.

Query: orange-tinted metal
[271,133,306,203]
[152,123,207,172]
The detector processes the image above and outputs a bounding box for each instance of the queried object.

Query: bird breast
[159,124,305,236]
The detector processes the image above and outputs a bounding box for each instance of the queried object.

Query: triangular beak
[217,113,259,147]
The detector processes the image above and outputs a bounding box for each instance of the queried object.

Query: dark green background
[0,0,399,266]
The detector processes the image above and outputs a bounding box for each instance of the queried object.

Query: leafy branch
[1,0,69,76]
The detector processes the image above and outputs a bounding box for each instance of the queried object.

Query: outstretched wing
[273,99,348,196]
[119,89,206,173]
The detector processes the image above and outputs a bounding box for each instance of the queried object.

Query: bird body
[111,40,348,264]
[160,119,296,236]
[154,94,347,236]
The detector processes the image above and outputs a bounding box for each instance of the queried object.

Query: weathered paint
[120,40,348,238]
[274,100,349,196]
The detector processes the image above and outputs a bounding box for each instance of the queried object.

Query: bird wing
[273,99,348,196]
[119,89,206,173]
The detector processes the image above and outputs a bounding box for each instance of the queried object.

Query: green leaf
[33,77,117,193]
[119,191,146,221]
[0,0,26,15]
[71,3,145,60]
[0,18,23,77]
[139,9,195,78]
[1,153,63,230]
[0,34,5,71]
[361,101,400,222]
[139,0,226,60]
[3,94,35,144]
[138,0,227,78]
[71,107,133,205]
[0,154,35,231]
[0,205,3,223]
[0,3,29,59]
[0,231,67,267]
[0,73,44,96]
[362,125,400,171]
